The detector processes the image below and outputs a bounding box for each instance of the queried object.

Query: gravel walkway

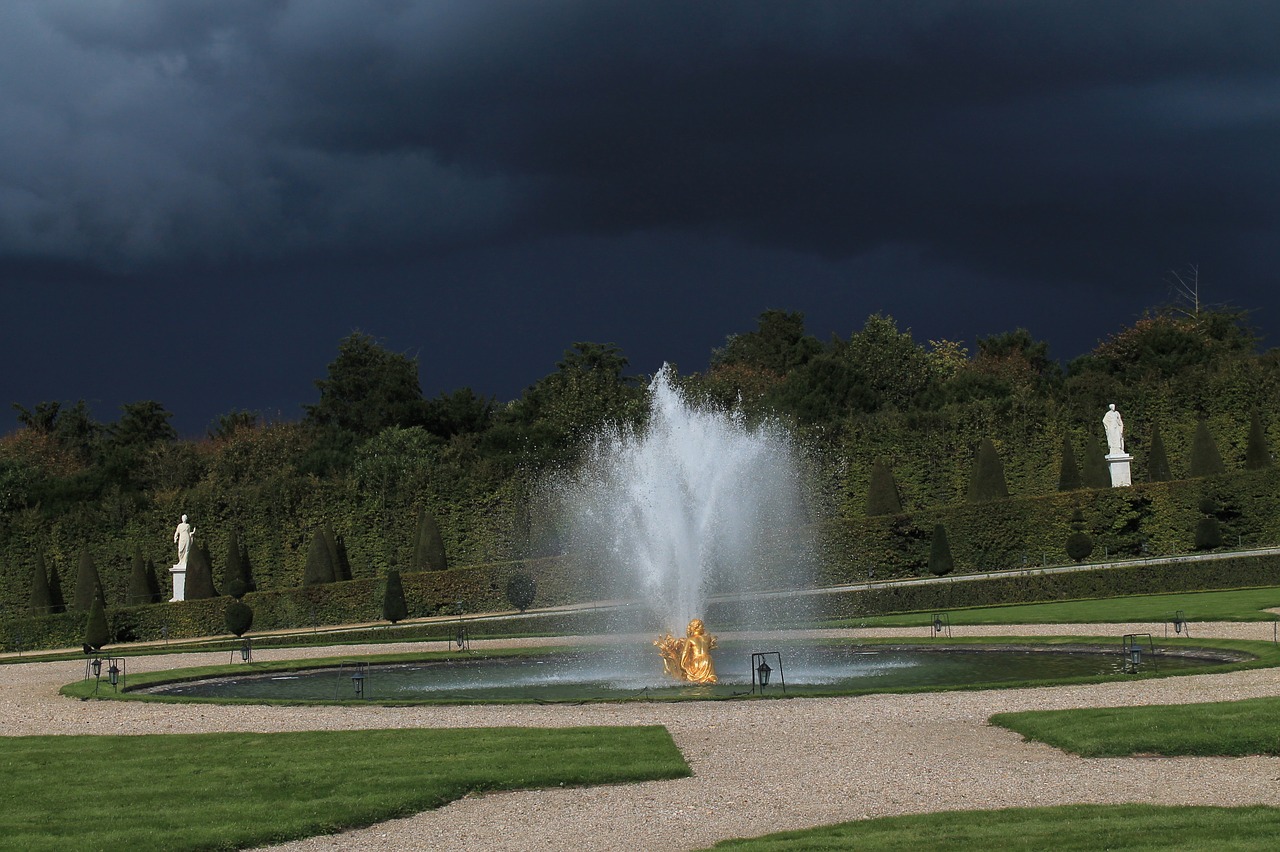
[5,623,1280,850]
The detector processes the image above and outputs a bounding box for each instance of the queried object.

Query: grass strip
[991,695,1280,757]
[837,586,1280,627]
[0,726,689,852]
[705,804,1280,851]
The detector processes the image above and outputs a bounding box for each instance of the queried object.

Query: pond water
[143,644,1224,703]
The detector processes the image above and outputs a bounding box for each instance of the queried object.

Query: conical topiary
[47,556,66,614]
[1148,422,1172,482]
[28,552,53,615]
[1245,410,1272,470]
[240,542,256,593]
[866,460,903,516]
[412,508,448,572]
[928,524,954,577]
[84,596,109,651]
[1057,433,1081,491]
[222,530,248,598]
[185,543,219,599]
[966,438,1009,502]
[127,546,152,605]
[324,525,352,582]
[1189,419,1225,477]
[1082,442,1111,489]
[73,549,104,612]
[303,528,335,587]
[1065,508,1094,563]
[382,568,408,624]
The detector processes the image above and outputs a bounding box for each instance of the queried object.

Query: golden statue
[654,618,718,683]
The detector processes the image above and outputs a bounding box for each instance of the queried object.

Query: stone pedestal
[170,564,187,602]
[1106,452,1133,487]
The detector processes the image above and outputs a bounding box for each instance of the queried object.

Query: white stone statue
[173,514,193,568]
[1103,404,1125,455]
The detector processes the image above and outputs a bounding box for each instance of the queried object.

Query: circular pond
[140,644,1227,703]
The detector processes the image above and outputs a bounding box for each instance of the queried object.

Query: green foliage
[221,529,247,597]
[185,544,219,600]
[73,549,103,611]
[306,332,427,438]
[1081,441,1111,489]
[126,546,153,605]
[1190,419,1226,477]
[506,571,537,611]
[711,309,821,374]
[1057,434,1081,491]
[382,567,408,623]
[966,438,1009,502]
[28,551,52,615]
[1148,422,1172,482]
[224,599,254,636]
[1245,410,1272,469]
[413,508,448,572]
[865,460,903,516]
[84,596,109,650]
[303,528,336,586]
[109,401,177,448]
[928,524,953,577]
[1065,509,1094,562]
[1195,517,1223,551]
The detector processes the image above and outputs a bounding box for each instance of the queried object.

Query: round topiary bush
[1194,517,1222,551]
[506,573,537,612]
[225,600,254,637]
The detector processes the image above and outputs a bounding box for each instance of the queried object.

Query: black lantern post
[756,659,772,688]
[240,638,253,663]
[351,663,367,698]
[750,652,786,695]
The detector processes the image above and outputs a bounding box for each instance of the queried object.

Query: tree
[110,401,177,448]
[28,552,53,615]
[1057,434,1081,491]
[207,409,259,441]
[302,528,336,586]
[928,524,954,577]
[305,332,427,438]
[382,568,408,624]
[966,438,1009,502]
[127,546,153,605]
[412,508,448,572]
[84,597,109,651]
[185,544,219,599]
[506,572,537,612]
[1189,420,1225,477]
[865,460,903,516]
[710,309,821,374]
[225,599,254,637]
[1148,422,1173,482]
[1245,410,1272,470]
[73,549,104,612]
[223,530,249,599]
[423,388,494,440]
[1065,509,1094,562]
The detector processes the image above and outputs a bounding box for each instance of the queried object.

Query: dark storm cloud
[6,1,1280,284]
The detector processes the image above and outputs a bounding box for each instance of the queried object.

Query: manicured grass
[991,695,1280,757]
[839,587,1280,628]
[0,726,690,851]
[704,805,1280,851]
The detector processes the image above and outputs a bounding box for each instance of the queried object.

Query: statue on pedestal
[173,514,194,568]
[1103,404,1125,455]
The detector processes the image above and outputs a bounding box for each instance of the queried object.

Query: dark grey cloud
[3,1,1280,432]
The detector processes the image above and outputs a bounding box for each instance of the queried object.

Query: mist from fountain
[555,364,813,635]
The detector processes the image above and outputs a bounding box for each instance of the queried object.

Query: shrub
[1082,443,1111,490]
[302,528,336,587]
[1190,419,1225,477]
[28,552,52,615]
[224,599,254,636]
[127,546,152,605]
[413,508,449,571]
[185,543,219,599]
[866,460,903,515]
[1057,434,1081,491]
[84,597,109,650]
[1245,410,1272,470]
[382,568,408,624]
[222,530,248,596]
[1148,422,1172,482]
[928,524,954,577]
[506,572,537,611]
[966,438,1009,502]
[1194,517,1222,550]
[73,549,104,612]
[1065,509,1094,562]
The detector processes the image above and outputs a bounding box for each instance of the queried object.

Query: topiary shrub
[28,553,53,616]
[866,460,904,516]
[1065,509,1094,563]
[413,508,449,571]
[74,549,104,612]
[1057,434,1082,492]
[382,568,408,624]
[224,599,254,637]
[1194,496,1222,550]
[506,572,537,611]
[185,543,219,599]
[127,546,152,605]
[1148,422,1172,482]
[302,528,336,587]
[966,438,1009,502]
[84,597,109,651]
[1245,410,1272,470]
[1082,443,1111,490]
[222,530,248,596]
[1190,419,1225,477]
[928,524,954,577]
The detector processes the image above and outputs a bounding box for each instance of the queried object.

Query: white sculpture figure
[173,514,193,568]
[1103,404,1125,455]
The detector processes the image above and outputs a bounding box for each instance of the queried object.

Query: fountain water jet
[555,365,813,637]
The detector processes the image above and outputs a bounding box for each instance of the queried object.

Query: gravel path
[5,623,1280,850]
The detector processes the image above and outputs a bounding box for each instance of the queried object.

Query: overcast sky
[4,1,1279,436]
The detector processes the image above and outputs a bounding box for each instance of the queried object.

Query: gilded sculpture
[655,618,718,683]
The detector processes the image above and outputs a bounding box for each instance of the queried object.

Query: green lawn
[839,587,1280,628]
[704,805,1280,851]
[990,695,1280,758]
[0,726,689,851]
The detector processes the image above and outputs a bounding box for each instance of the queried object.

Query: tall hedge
[966,438,1009,502]
[413,508,449,572]
[866,460,903,516]
[1190,420,1225,477]
[1057,435,1081,492]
